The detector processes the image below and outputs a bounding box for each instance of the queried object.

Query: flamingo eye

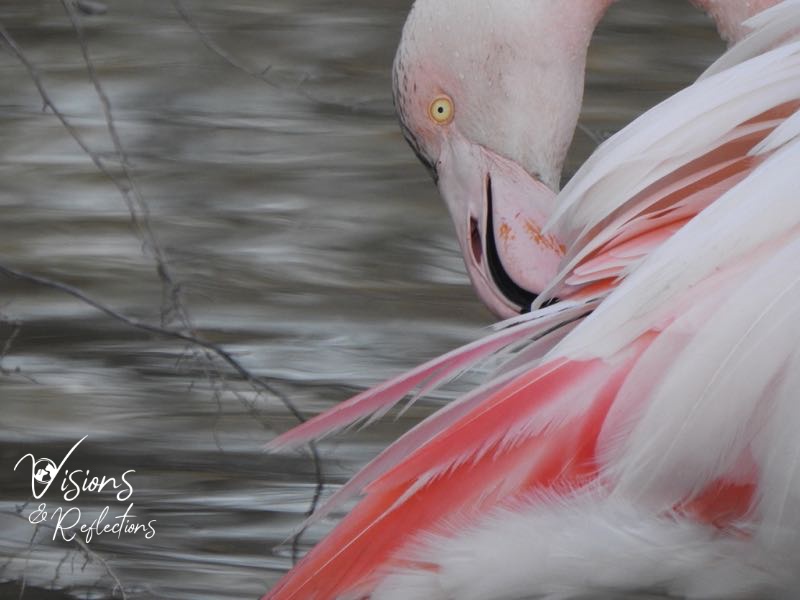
[429,96,454,125]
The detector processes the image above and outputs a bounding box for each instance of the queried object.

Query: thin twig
[1,15,325,562]
[0,316,38,384]
[17,522,40,600]
[1,7,308,430]
[171,0,377,115]
[0,22,166,316]
[0,318,21,361]
[60,1,186,328]
[0,263,325,561]
[171,0,277,88]
[55,6,302,456]
[64,6,328,549]
[0,24,112,175]
[72,537,127,600]
[5,508,127,600]
[2,264,285,411]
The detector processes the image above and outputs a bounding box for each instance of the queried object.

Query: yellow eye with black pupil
[429,96,454,125]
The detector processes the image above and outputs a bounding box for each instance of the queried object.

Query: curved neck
[692,0,783,43]
[547,0,780,188]
[592,1,782,45]
[690,0,783,43]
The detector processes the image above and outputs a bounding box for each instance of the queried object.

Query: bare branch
[171,0,376,115]
[0,22,174,320]
[0,24,112,175]
[0,263,325,562]
[1,264,282,410]
[72,537,127,600]
[1,317,22,364]
[2,11,326,564]
[59,1,189,328]
[5,508,127,600]
[0,316,38,384]
[171,0,278,88]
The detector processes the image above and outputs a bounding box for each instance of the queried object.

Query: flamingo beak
[435,136,563,319]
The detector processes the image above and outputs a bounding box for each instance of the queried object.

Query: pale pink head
[393,0,610,318]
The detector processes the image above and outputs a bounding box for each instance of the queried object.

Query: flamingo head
[393,0,609,318]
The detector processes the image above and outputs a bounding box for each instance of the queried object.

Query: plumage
[264,1,800,598]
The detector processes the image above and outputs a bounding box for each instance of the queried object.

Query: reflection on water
[0,1,723,598]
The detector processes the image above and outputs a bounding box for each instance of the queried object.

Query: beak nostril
[470,217,482,266]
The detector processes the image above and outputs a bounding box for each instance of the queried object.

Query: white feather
[701,0,800,80]
[548,41,800,242]
[750,105,800,155]
[533,15,800,305]
[606,236,800,507]
[552,135,800,360]
[373,490,789,600]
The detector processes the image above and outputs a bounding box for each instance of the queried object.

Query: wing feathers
[265,300,590,452]
[701,0,800,80]
[264,340,649,600]
[536,41,800,310]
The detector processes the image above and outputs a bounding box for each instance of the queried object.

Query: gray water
[0,2,723,599]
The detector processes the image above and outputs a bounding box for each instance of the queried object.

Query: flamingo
[265,1,800,598]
